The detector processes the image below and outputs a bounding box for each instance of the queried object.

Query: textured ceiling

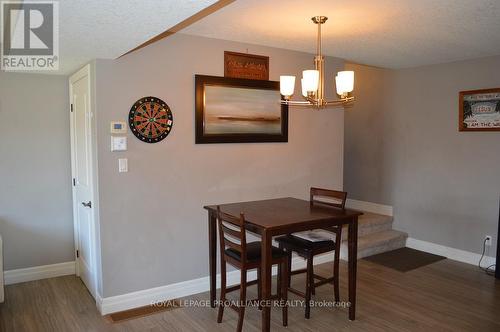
[56,0,218,74]
[181,0,500,69]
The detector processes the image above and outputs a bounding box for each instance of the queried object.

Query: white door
[70,65,96,298]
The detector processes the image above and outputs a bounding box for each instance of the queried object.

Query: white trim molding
[98,253,334,315]
[4,261,76,285]
[406,238,496,267]
[69,63,99,299]
[346,199,393,216]
[96,293,104,314]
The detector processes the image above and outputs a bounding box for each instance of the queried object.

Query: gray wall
[344,64,389,204]
[345,56,500,254]
[0,72,74,270]
[95,33,346,297]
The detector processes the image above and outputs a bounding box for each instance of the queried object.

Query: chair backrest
[310,187,348,210]
[217,206,248,262]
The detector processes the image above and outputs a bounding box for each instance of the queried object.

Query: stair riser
[340,236,407,260]
[341,220,393,238]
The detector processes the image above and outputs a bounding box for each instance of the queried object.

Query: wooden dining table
[204,197,362,331]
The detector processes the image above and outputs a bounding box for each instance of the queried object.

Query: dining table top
[204,197,362,231]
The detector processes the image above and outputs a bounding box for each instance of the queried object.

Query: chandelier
[280,16,355,108]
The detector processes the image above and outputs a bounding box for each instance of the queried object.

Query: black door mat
[363,247,446,272]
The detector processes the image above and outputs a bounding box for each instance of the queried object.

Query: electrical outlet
[485,235,492,246]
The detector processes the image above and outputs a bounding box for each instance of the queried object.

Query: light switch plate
[111,136,127,151]
[118,158,128,173]
[110,121,127,134]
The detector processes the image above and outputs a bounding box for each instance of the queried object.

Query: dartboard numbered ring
[129,96,173,143]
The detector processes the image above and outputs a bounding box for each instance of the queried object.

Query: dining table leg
[208,210,217,308]
[261,230,272,332]
[347,216,359,320]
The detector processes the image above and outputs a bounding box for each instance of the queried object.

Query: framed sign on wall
[459,88,500,131]
[224,51,269,81]
[195,75,288,144]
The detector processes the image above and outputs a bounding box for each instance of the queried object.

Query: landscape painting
[195,75,288,143]
[204,86,281,134]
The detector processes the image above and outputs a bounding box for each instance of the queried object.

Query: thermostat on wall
[110,121,127,134]
[111,136,127,151]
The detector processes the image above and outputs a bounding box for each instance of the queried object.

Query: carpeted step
[340,230,408,260]
[341,211,393,237]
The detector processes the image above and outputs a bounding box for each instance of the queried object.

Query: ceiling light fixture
[280,16,355,108]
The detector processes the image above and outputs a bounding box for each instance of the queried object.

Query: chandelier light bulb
[301,78,308,97]
[280,75,296,98]
[302,70,320,93]
[335,71,354,95]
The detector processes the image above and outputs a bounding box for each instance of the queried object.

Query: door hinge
[70,104,74,112]
[76,250,79,258]
[73,178,76,186]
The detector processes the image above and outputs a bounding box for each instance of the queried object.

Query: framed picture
[224,51,269,80]
[459,88,500,131]
[195,75,288,144]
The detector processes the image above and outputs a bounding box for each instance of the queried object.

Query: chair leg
[334,229,342,303]
[334,247,340,303]
[217,260,227,323]
[310,255,316,296]
[281,259,289,327]
[287,250,292,287]
[305,254,313,319]
[277,258,282,299]
[257,267,262,310]
[236,269,247,332]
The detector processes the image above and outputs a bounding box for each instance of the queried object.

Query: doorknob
[82,201,92,208]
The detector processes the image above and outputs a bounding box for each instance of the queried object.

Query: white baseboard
[406,238,496,267]
[99,253,334,315]
[96,293,104,314]
[346,199,393,216]
[4,261,76,285]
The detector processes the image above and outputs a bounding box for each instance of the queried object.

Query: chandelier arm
[324,97,355,106]
[280,100,316,106]
[305,96,318,103]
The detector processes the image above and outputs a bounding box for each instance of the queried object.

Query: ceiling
[55,0,218,74]
[11,0,500,75]
[181,0,500,69]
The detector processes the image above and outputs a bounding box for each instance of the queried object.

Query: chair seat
[225,241,287,262]
[275,234,336,254]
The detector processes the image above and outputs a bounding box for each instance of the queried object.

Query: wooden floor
[1,259,499,331]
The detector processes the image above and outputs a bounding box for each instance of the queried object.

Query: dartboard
[129,97,173,143]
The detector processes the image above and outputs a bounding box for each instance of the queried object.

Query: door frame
[69,63,98,299]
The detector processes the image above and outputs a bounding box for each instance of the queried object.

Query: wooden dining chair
[216,206,289,332]
[275,187,347,319]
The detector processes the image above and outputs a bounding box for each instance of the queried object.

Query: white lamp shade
[335,71,354,95]
[280,76,296,97]
[335,75,343,95]
[302,70,319,92]
[301,78,307,97]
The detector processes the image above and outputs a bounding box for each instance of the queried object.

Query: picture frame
[224,51,269,80]
[195,75,288,144]
[459,88,500,131]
